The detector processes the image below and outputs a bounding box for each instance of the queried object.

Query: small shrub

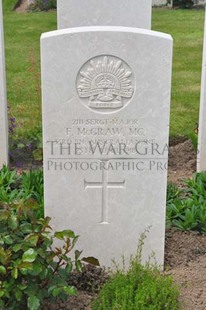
[0,203,83,309]
[0,166,99,309]
[92,269,179,310]
[92,234,180,310]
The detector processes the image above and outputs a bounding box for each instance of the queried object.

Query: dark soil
[13,139,206,309]
[168,138,196,186]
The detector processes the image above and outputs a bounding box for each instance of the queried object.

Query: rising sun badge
[76,55,134,113]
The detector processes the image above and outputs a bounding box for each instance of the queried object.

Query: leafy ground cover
[167,172,206,233]
[2,2,205,139]
[0,165,44,217]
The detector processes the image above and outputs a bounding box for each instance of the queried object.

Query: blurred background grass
[2,1,205,138]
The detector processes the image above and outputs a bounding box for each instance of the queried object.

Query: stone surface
[41,26,173,269]
[0,0,8,167]
[57,0,152,30]
[197,11,206,172]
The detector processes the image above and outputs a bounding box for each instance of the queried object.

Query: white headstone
[0,0,8,167]
[41,27,173,268]
[57,0,152,30]
[197,10,206,172]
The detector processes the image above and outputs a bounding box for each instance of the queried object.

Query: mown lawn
[153,8,204,137]
[2,1,205,138]
[3,0,57,138]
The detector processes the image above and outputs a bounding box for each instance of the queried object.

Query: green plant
[0,165,99,309]
[21,170,44,211]
[10,125,43,163]
[28,126,43,161]
[167,183,182,202]
[0,166,21,205]
[188,131,198,152]
[0,203,84,310]
[185,172,206,199]
[92,234,180,310]
[0,166,44,218]
[0,165,19,192]
[166,183,184,227]
[166,173,206,233]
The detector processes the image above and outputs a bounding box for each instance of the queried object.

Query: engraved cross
[84,165,125,224]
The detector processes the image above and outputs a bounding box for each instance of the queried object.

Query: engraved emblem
[76,55,134,113]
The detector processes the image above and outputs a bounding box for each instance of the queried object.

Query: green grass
[152,8,204,137]
[3,0,57,137]
[2,3,205,138]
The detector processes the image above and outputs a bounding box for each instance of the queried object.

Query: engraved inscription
[84,161,125,224]
[77,55,134,113]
